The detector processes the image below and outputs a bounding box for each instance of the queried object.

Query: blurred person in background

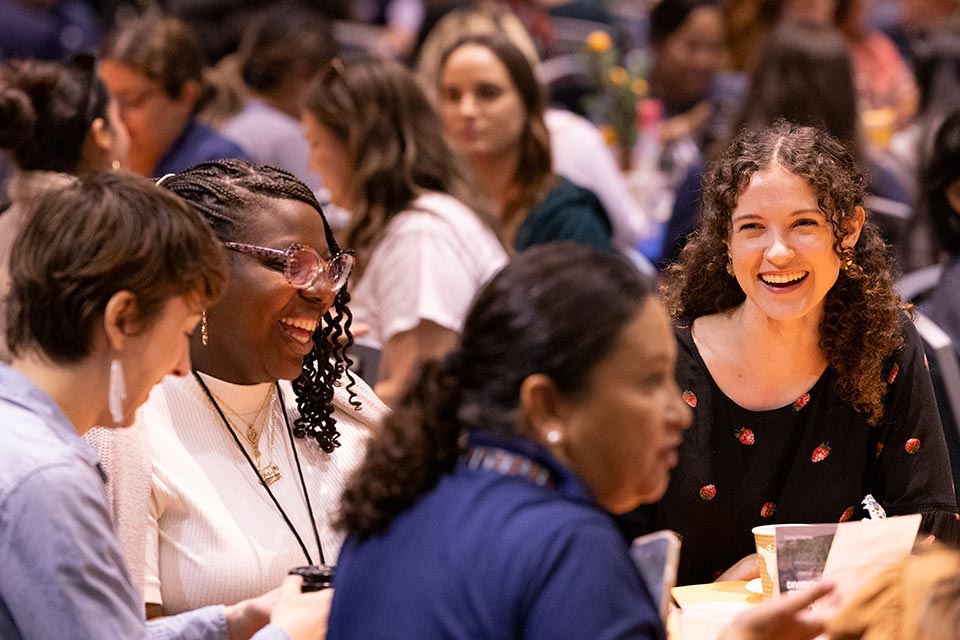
[0,55,129,363]
[99,14,248,177]
[218,2,336,199]
[415,2,652,258]
[919,110,960,351]
[648,0,731,152]
[437,33,612,251]
[0,0,102,60]
[660,20,909,269]
[888,28,960,206]
[302,55,506,406]
[834,0,918,131]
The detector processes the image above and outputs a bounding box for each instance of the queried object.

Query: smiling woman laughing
[93,159,386,617]
[621,120,959,586]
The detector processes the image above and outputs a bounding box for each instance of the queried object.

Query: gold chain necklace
[205,383,282,485]
[206,385,273,446]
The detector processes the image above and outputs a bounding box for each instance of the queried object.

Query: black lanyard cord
[192,370,325,566]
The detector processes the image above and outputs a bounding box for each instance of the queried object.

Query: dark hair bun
[0,86,37,152]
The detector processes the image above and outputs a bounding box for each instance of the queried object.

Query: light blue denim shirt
[0,364,290,640]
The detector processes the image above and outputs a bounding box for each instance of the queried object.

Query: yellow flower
[608,66,628,86]
[631,78,649,96]
[586,30,612,53]
[600,125,618,146]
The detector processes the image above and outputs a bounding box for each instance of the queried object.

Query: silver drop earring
[109,358,127,425]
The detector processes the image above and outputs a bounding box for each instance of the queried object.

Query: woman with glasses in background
[301,56,507,406]
[98,15,248,178]
[0,54,130,363]
[96,159,385,616]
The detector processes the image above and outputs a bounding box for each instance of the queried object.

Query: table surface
[667,581,763,639]
[671,580,763,607]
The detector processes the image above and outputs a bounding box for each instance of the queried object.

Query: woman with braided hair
[99,158,385,617]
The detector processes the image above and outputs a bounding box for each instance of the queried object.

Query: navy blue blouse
[328,431,665,639]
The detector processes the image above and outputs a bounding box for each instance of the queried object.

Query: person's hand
[719,582,834,640]
[715,554,760,582]
[269,575,335,640]
[224,586,281,640]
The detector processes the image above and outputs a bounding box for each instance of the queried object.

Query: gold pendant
[247,426,259,445]
[260,464,282,486]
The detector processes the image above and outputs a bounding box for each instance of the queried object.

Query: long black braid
[160,159,359,453]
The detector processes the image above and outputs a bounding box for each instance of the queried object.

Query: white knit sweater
[87,370,384,613]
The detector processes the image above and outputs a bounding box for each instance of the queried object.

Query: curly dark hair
[337,243,655,537]
[160,159,358,452]
[662,120,905,425]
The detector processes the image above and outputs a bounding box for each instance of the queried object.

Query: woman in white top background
[302,56,507,406]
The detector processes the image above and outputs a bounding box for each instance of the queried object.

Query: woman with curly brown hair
[623,120,959,586]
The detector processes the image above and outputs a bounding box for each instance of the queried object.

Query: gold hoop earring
[725,258,735,277]
[111,159,122,171]
[840,250,855,272]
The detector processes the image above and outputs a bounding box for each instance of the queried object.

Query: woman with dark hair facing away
[625,120,958,586]
[302,55,506,406]
[99,15,248,177]
[0,172,333,640]
[660,20,910,268]
[96,159,385,616]
[0,55,129,363]
[436,33,613,251]
[325,242,834,639]
[218,2,336,196]
[921,110,960,351]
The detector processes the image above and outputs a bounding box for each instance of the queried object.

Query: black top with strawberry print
[618,316,959,586]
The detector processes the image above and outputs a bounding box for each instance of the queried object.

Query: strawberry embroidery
[682,390,698,408]
[699,484,717,501]
[887,363,900,385]
[735,428,755,446]
[792,393,811,411]
[760,502,776,518]
[811,443,831,463]
[839,506,854,522]
[905,438,921,455]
